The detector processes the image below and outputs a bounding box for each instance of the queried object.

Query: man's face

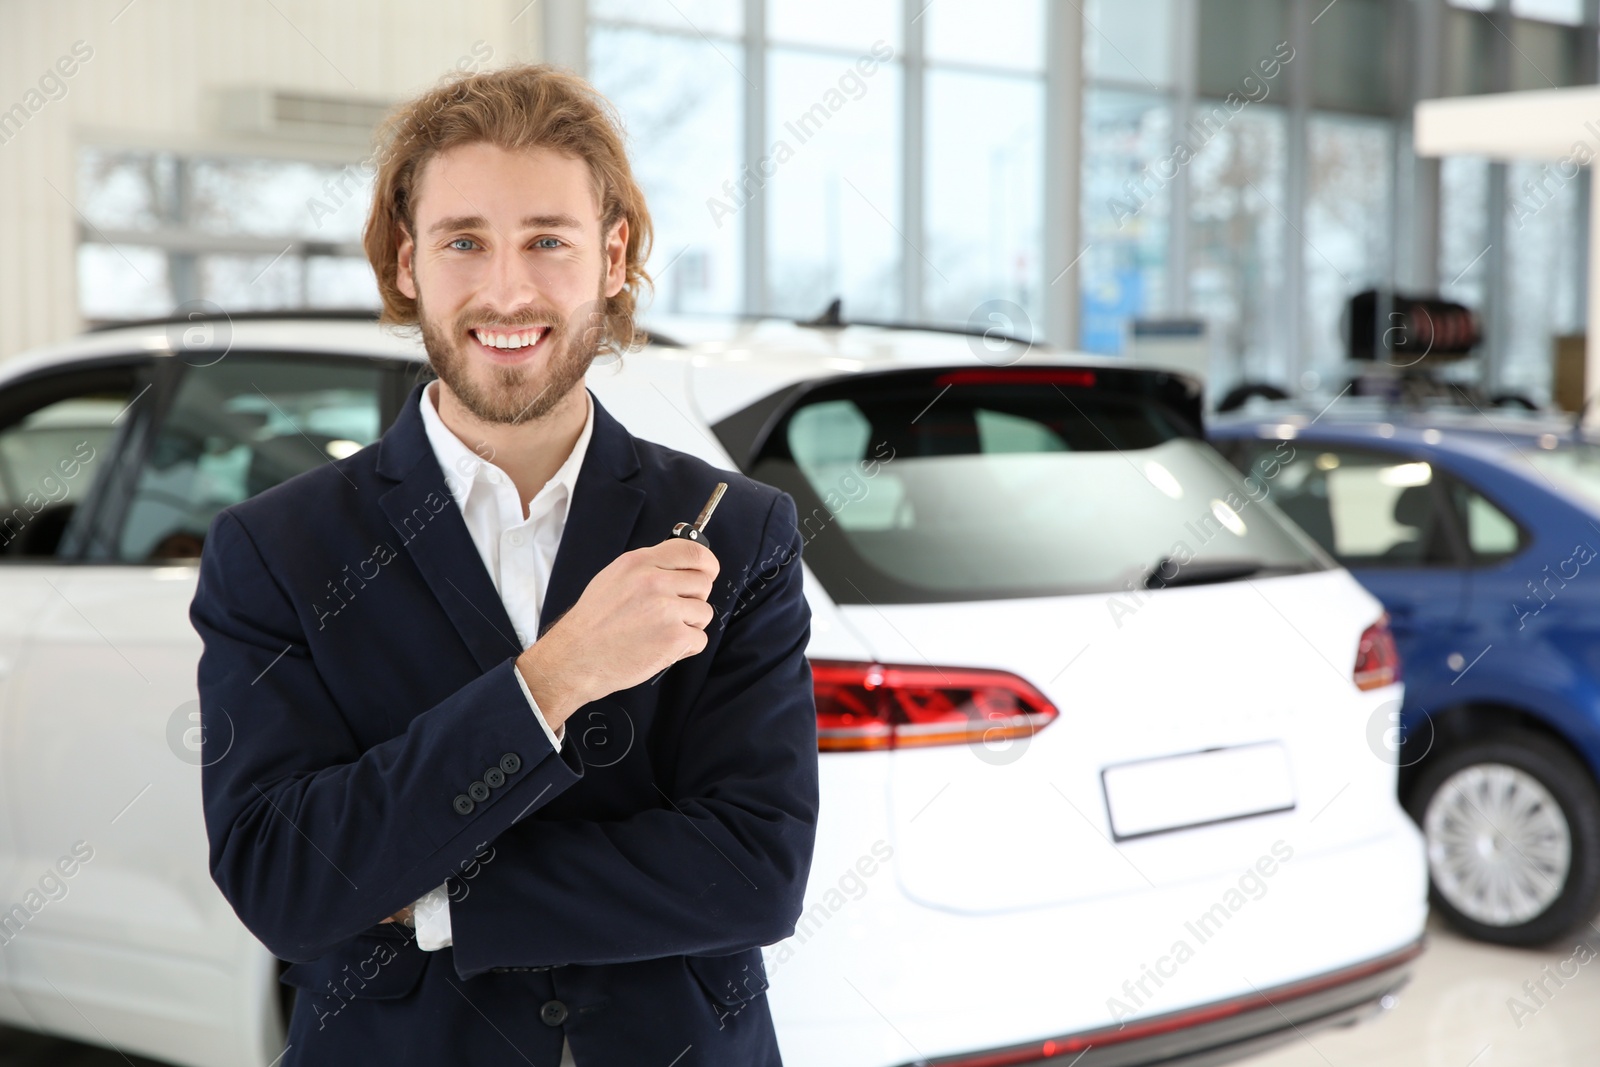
[396,142,628,424]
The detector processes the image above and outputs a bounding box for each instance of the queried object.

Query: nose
[481,241,548,317]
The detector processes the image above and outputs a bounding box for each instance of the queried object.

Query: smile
[468,326,550,364]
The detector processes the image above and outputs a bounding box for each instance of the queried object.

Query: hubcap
[1423,763,1571,927]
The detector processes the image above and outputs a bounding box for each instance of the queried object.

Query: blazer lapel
[374,380,647,674]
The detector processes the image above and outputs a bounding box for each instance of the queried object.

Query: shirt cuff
[413,882,452,950]
[514,660,564,751]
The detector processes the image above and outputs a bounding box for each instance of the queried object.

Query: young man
[191,64,818,1066]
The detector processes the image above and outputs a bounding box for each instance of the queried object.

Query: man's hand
[380,904,414,926]
[517,538,720,727]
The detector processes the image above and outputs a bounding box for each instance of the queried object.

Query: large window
[587,6,745,316]
[587,0,1048,334]
[1076,0,1596,407]
[76,147,378,324]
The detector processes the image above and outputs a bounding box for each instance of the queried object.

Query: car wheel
[1405,730,1600,946]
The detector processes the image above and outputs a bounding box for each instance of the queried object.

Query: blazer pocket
[685,946,770,1010]
[279,932,431,1001]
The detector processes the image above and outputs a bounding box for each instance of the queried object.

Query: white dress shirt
[408,379,593,957]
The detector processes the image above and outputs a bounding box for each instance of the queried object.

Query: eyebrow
[427,213,584,236]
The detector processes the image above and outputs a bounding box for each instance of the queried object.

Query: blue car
[1210,401,1600,947]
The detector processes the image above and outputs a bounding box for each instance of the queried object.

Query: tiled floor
[3,912,1598,1066]
[1241,912,1600,1067]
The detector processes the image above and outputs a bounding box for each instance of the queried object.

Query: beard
[418,273,607,426]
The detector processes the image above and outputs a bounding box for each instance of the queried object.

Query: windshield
[749,371,1331,604]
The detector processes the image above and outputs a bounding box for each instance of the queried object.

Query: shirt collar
[419,379,594,515]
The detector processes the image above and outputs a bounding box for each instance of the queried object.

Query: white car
[0,311,1426,1067]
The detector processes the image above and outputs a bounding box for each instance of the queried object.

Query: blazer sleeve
[190,508,584,964]
[446,490,819,979]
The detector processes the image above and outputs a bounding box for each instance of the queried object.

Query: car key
[669,482,727,550]
[649,482,728,686]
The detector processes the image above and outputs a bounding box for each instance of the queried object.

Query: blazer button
[468,781,491,803]
[453,794,475,816]
[484,766,506,789]
[539,1000,568,1026]
[500,752,521,775]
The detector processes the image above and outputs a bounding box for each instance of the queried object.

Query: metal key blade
[693,482,728,533]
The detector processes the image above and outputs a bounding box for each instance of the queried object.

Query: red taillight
[811,660,1058,752]
[932,368,1097,388]
[1353,615,1401,691]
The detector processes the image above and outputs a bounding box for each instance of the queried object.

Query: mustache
[462,317,561,332]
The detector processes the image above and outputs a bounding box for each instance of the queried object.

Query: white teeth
[470,327,547,351]
[474,328,545,351]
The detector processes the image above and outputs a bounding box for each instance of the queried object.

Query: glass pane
[1438,156,1490,310]
[1508,18,1582,90]
[190,157,372,242]
[1443,8,1497,96]
[927,0,1046,72]
[306,256,382,308]
[1303,115,1394,382]
[1080,89,1173,354]
[1504,158,1583,403]
[1084,0,1173,87]
[117,358,383,562]
[1242,447,1455,568]
[1311,0,1391,114]
[199,253,307,310]
[923,69,1042,331]
[1463,490,1520,558]
[78,147,180,232]
[0,392,127,559]
[768,0,901,54]
[765,48,903,320]
[591,0,742,35]
[754,375,1325,604]
[1197,0,1289,99]
[1188,103,1287,390]
[589,26,744,316]
[1512,0,1583,22]
[78,244,170,321]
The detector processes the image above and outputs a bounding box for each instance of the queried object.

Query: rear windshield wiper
[1142,557,1267,589]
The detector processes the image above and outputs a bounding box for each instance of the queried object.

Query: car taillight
[1353,615,1401,690]
[811,660,1059,752]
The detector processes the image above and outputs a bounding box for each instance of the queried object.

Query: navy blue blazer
[190,379,819,1066]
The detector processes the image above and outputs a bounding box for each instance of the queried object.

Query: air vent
[216,87,393,143]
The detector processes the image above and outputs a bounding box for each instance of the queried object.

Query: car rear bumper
[900,936,1423,1067]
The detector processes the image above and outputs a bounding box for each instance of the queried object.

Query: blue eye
[448,237,477,251]
[534,237,562,249]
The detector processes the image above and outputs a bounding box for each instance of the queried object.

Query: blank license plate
[1101,742,1296,841]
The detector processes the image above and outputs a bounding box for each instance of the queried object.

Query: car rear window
[747,368,1331,604]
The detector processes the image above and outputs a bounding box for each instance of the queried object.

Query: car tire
[1404,729,1600,947]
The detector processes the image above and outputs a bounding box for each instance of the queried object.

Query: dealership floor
[1239,911,1600,1067]
[1,911,1595,1066]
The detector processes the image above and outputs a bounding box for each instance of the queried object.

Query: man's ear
[603,217,628,299]
[396,224,417,301]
